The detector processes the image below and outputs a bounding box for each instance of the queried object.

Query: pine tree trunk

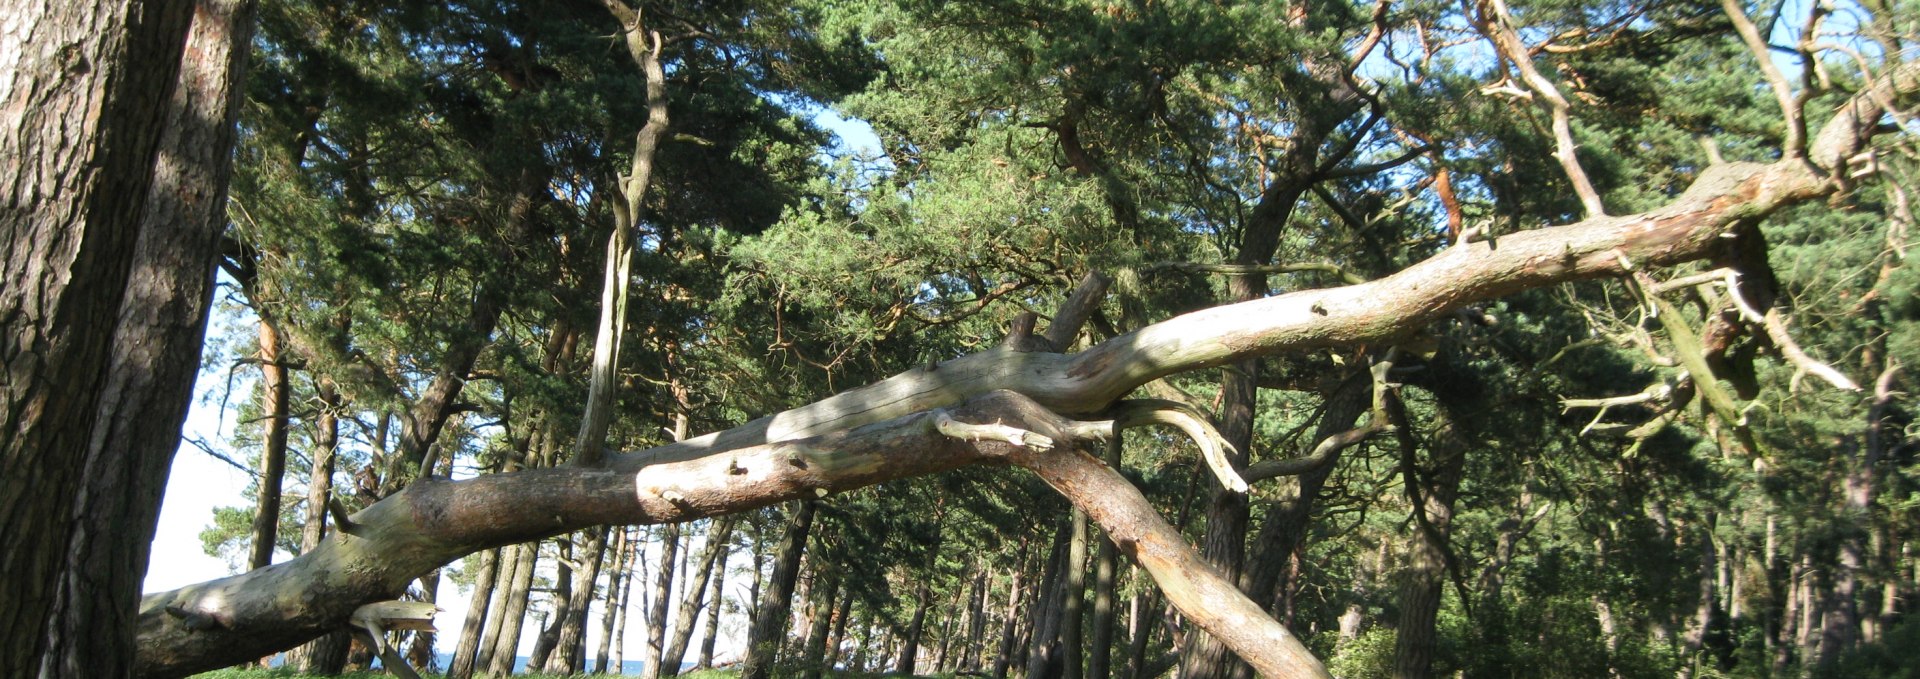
[487,541,541,676]
[662,517,738,676]
[527,537,574,670]
[248,319,293,571]
[1390,397,1467,679]
[1089,439,1120,679]
[448,548,499,679]
[962,569,989,671]
[826,579,855,672]
[1,1,235,675]
[611,528,644,674]
[993,569,1026,679]
[741,500,817,679]
[291,381,344,672]
[474,543,524,674]
[1064,510,1089,679]
[800,572,840,679]
[898,583,933,674]
[697,537,731,669]
[641,522,683,679]
[549,526,609,674]
[595,528,631,674]
[1026,518,1072,679]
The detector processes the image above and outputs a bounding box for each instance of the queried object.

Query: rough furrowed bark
[135,154,1843,677]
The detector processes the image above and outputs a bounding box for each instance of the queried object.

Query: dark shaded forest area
[2,0,1917,678]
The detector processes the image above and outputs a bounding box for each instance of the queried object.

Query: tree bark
[1389,396,1468,679]
[3,1,240,676]
[993,568,1026,679]
[485,542,540,677]
[1090,442,1120,679]
[547,526,609,674]
[696,536,731,668]
[447,548,498,679]
[740,500,817,679]
[640,522,682,678]
[595,528,631,674]
[295,380,352,674]
[800,572,840,679]
[661,516,738,675]
[1064,509,1089,679]
[898,583,933,674]
[249,319,293,571]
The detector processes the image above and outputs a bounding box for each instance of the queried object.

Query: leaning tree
[139,39,1917,674]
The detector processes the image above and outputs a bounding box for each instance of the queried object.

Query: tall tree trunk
[248,319,293,571]
[527,537,575,670]
[830,584,857,671]
[474,542,524,674]
[741,500,817,679]
[447,548,499,679]
[993,569,1026,679]
[662,517,738,676]
[1089,435,1123,679]
[486,542,541,676]
[1026,519,1073,679]
[801,574,841,679]
[574,0,675,468]
[1390,396,1468,679]
[1121,584,1160,679]
[640,522,682,679]
[595,528,631,674]
[697,537,731,669]
[292,381,351,674]
[962,569,989,671]
[548,526,609,674]
[898,583,933,674]
[1063,510,1089,679]
[1,1,231,675]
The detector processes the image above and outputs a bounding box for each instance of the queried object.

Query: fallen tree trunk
[135,68,1915,676]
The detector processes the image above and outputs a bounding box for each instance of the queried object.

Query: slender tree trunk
[662,516,738,676]
[1026,520,1073,679]
[993,569,1026,679]
[1122,584,1160,679]
[248,319,293,571]
[640,523,682,678]
[611,528,644,674]
[595,528,630,674]
[474,543,524,674]
[1089,434,1123,679]
[800,570,840,679]
[487,542,541,676]
[697,538,732,669]
[448,548,499,679]
[1681,522,1719,678]
[741,501,818,679]
[1390,397,1467,679]
[548,526,609,674]
[527,537,574,670]
[962,569,989,671]
[898,583,933,674]
[1064,509,1089,679]
[825,579,855,672]
[292,381,350,673]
